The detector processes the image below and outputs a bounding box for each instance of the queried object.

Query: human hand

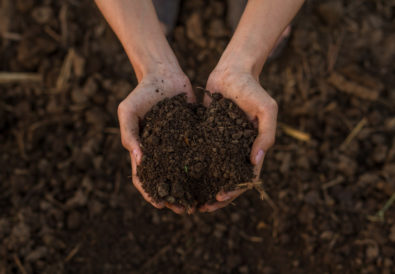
[118,69,195,214]
[199,69,278,212]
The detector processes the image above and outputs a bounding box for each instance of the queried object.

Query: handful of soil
[137,93,257,209]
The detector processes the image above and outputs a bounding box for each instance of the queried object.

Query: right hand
[117,69,195,214]
[199,68,278,212]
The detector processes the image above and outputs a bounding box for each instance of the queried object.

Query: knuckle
[121,136,132,150]
[257,98,278,116]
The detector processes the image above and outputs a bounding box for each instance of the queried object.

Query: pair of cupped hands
[118,65,278,214]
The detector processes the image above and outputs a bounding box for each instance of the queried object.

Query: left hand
[199,68,278,212]
[118,69,195,214]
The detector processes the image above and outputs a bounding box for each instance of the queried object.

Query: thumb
[118,102,143,163]
[250,107,277,178]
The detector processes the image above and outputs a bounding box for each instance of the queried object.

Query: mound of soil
[137,93,257,208]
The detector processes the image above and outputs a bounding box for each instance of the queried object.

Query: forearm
[217,0,304,79]
[95,0,181,81]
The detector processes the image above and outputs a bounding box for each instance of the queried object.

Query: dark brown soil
[137,93,257,208]
[1,1,395,273]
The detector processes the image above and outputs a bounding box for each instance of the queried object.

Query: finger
[250,101,278,166]
[216,188,247,202]
[185,88,197,104]
[202,91,213,107]
[130,152,164,209]
[118,102,143,160]
[199,197,237,213]
[252,150,265,180]
[165,202,185,214]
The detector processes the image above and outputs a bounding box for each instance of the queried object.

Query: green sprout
[368,193,395,222]
[184,165,188,173]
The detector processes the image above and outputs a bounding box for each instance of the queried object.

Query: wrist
[207,64,256,93]
[140,65,190,91]
[214,47,267,81]
[127,44,182,82]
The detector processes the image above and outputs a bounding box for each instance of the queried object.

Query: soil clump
[137,93,257,208]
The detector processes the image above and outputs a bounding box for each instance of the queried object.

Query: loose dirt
[138,93,257,208]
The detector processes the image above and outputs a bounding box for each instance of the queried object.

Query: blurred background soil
[0,0,394,273]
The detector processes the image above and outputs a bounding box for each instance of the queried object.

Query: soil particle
[137,93,257,207]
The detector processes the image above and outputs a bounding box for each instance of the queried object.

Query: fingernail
[255,150,264,165]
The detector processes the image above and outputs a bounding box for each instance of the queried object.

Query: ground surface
[1,0,395,273]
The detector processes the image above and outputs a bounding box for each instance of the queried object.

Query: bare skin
[95,0,305,214]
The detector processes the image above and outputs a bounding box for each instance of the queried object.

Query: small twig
[322,176,344,189]
[13,255,27,274]
[239,231,263,243]
[340,117,367,149]
[64,244,81,263]
[278,122,311,142]
[56,48,75,92]
[60,4,69,46]
[2,32,22,41]
[44,25,61,42]
[255,184,278,211]
[236,181,262,189]
[0,72,42,84]
[237,181,278,210]
[328,73,379,100]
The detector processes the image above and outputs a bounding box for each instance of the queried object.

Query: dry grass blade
[13,255,27,274]
[238,181,278,211]
[2,32,22,41]
[322,176,344,189]
[240,231,263,243]
[255,184,278,211]
[60,4,68,46]
[341,118,367,149]
[279,122,311,142]
[236,181,262,189]
[328,73,379,100]
[56,48,75,92]
[0,72,42,84]
[65,244,81,263]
